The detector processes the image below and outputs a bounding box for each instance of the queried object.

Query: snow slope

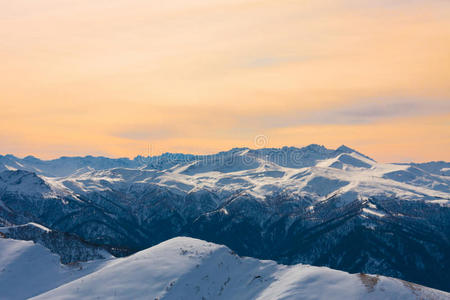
[0,223,111,263]
[11,237,444,300]
[0,238,107,299]
[1,237,446,300]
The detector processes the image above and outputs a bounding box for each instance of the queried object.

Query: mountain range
[0,145,449,293]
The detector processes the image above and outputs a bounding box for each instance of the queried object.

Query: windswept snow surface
[0,238,107,300]
[0,237,445,300]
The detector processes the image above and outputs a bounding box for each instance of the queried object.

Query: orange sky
[1,0,449,162]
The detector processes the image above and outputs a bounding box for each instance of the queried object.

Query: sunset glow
[1,0,449,161]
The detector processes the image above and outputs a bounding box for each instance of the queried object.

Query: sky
[1,0,449,162]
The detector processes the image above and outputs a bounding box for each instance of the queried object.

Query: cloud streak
[297,99,450,125]
[113,128,176,141]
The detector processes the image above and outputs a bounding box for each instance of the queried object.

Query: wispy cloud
[298,99,450,125]
[113,127,176,141]
[243,56,312,68]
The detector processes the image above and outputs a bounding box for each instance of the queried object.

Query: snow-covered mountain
[0,145,449,292]
[1,237,448,300]
[0,222,111,263]
[1,145,448,202]
[0,238,108,300]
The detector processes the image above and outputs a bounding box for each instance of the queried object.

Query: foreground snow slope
[5,237,441,300]
[0,238,107,299]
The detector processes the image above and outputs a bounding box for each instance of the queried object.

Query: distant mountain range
[0,145,449,292]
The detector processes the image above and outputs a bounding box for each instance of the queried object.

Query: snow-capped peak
[1,145,448,205]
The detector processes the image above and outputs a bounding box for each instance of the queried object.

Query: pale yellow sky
[1,0,449,162]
